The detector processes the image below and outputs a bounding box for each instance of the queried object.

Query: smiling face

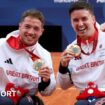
[19,16,44,46]
[70,9,96,39]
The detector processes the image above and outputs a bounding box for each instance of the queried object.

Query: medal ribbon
[77,28,98,55]
[7,35,40,61]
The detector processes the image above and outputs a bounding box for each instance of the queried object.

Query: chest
[0,45,39,77]
[68,41,105,73]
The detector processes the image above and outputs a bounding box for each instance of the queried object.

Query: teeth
[79,27,85,31]
[78,28,86,33]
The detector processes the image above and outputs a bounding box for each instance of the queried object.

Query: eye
[34,26,41,32]
[82,17,88,21]
[73,18,79,23]
[25,25,31,29]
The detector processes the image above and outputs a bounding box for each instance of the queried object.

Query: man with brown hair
[57,1,105,105]
[0,9,56,105]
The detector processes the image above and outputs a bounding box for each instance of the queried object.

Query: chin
[27,44,35,46]
[78,34,84,37]
[24,42,34,46]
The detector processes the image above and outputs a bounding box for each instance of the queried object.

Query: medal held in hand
[67,44,81,59]
[33,59,45,71]
[71,44,81,57]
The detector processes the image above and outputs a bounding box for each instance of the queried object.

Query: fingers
[39,66,51,82]
[60,48,75,67]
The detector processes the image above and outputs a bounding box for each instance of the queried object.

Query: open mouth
[78,27,86,33]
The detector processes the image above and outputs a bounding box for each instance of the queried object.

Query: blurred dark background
[0,25,62,52]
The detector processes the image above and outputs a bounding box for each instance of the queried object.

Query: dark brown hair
[69,2,94,16]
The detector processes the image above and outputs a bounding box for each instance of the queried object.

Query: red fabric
[7,36,26,50]
[7,36,39,61]
[77,28,98,55]
[5,83,29,104]
[76,82,105,100]
[77,28,98,44]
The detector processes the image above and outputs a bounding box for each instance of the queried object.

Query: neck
[79,35,93,40]
[77,28,98,55]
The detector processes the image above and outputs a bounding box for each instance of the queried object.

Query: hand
[60,48,75,67]
[39,66,51,82]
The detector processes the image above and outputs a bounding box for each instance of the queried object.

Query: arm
[57,43,76,89]
[57,62,73,90]
[38,53,56,96]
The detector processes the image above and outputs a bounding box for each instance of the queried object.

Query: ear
[42,28,44,33]
[19,23,22,30]
[40,28,44,36]
[19,22,22,27]
[92,15,96,24]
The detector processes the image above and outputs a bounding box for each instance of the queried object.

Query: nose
[27,28,35,35]
[78,20,84,27]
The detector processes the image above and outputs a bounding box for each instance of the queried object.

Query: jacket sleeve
[38,52,56,96]
[38,72,56,96]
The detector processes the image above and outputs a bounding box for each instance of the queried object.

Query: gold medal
[33,59,45,71]
[71,45,81,57]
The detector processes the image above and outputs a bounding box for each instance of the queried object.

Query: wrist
[59,63,69,74]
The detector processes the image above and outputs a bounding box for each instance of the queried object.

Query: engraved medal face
[33,59,45,71]
[71,45,81,57]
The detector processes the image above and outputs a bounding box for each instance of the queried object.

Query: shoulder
[6,30,19,39]
[98,31,105,38]
[97,31,105,45]
[36,43,51,56]
[36,43,53,68]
